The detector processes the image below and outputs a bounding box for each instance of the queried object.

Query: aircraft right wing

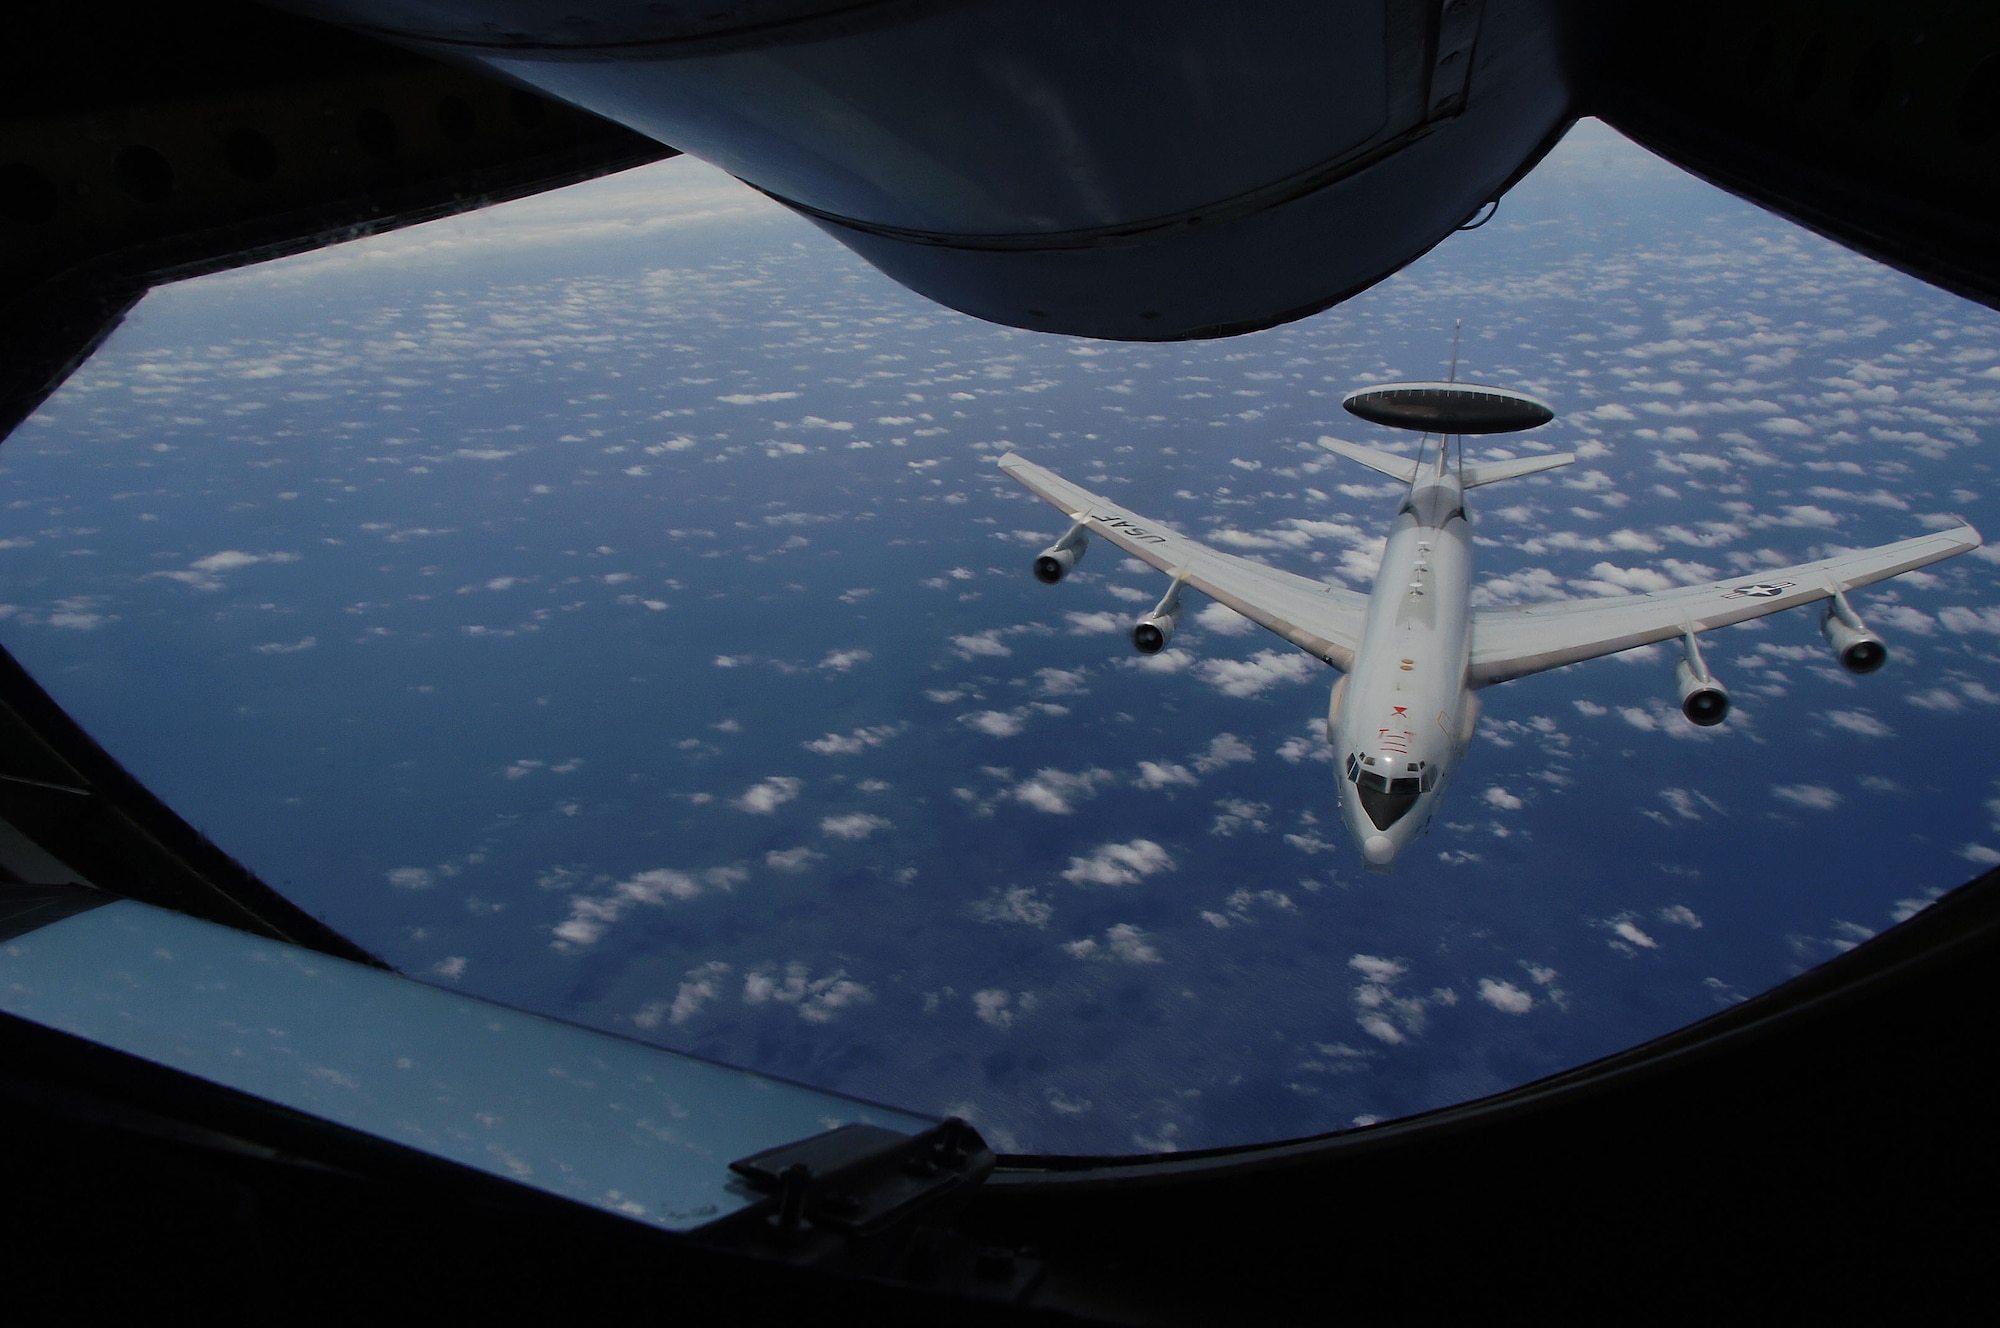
[1468,524,1982,686]
[998,453,1369,671]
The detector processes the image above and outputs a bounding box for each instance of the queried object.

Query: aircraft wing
[1468,524,1982,686]
[999,453,1370,671]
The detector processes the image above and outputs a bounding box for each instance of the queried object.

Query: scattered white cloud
[386,867,434,890]
[1064,610,1123,634]
[742,962,874,1023]
[949,629,1012,659]
[1014,767,1115,814]
[1196,650,1319,698]
[735,776,802,813]
[1348,954,1450,1044]
[1065,922,1164,964]
[820,812,891,840]
[803,723,906,755]
[1134,760,1197,790]
[1938,605,2000,635]
[765,846,823,872]
[1772,783,1842,812]
[1476,979,1533,1014]
[968,886,1054,927]
[1275,719,1335,765]
[1035,667,1090,696]
[974,988,1021,1027]
[1659,788,1721,820]
[150,548,301,591]
[659,960,733,1026]
[1193,602,1256,636]
[1061,838,1175,886]
[963,709,1027,737]
[1118,647,1196,675]
[1210,798,1270,836]
[1658,904,1703,929]
[1349,955,1406,984]
[551,867,709,948]
[1192,732,1254,772]
[818,648,872,671]
[1609,918,1658,951]
[1823,709,1892,738]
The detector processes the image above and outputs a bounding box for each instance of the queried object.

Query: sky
[3,119,1999,1154]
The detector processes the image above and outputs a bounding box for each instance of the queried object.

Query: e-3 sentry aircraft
[1001,377,1982,871]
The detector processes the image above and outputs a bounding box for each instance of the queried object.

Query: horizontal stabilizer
[1316,437,1420,483]
[1460,452,1574,488]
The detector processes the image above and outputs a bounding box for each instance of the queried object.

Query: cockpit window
[1358,780,1421,830]
[1,121,1994,1160]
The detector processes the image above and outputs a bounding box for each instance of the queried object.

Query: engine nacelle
[1675,657,1730,727]
[1033,523,1090,584]
[1033,545,1081,584]
[1132,607,1181,654]
[1822,596,1888,674]
[1131,578,1187,654]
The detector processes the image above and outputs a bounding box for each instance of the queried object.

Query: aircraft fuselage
[1332,474,1476,868]
[1004,431,1974,873]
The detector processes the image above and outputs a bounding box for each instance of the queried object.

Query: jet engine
[1131,579,1186,655]
[1821,591,1888,675]
[1674,632,1728,727]
[1033,523,1090,585]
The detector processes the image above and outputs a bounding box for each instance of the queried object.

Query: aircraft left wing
[999,453,1370,670]
[1468,524,1982,686]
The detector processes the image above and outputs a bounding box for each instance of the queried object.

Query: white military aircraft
[1001,378,1981,870]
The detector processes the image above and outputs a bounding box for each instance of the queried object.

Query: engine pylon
[1033,521,1091,584]
[1821,588,1888,674]
[1675,630,1729,727]
[1132,576,1187,655]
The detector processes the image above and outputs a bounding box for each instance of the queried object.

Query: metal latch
[704,1117,1036,1298]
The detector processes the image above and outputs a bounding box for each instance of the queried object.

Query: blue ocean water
[3,121,1997,1153]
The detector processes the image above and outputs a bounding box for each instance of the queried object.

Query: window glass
[1358,784,1420,831]
[2,120,1995,1154]
[0,900,930,1228]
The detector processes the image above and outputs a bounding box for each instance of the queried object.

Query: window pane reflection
[1,121,1995,1154]
[0,901,932,1228]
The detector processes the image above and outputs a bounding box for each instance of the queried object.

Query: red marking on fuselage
[1391,705,1408,717]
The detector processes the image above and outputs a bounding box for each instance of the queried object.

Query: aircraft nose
[1363,834,1397,866]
